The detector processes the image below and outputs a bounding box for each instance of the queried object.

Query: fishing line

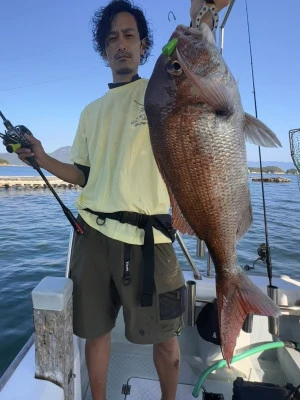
[1,36,148,92]
[0,67,99,92]
[245,0,273,287]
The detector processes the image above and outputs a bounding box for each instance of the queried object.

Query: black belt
[83,209,176,307]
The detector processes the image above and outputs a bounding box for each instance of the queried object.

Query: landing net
[289,128,300,189]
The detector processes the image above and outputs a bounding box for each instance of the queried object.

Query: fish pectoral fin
[170,191,195,236]
[244,113,282,147]
[236,201,252,241]
[176,48,234,114]
[217,270,281,365]
[156,163,195,236]
[194,77,234,115]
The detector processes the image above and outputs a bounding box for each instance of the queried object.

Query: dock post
[32,276,74,400]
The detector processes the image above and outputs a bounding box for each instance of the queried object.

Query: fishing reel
[1,125,33,153]
[0,111,38,168]
[0,111,33,154]
[243,243,267,271]
[257,243,267,263]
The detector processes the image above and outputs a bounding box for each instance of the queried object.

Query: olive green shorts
[69,215,186,344]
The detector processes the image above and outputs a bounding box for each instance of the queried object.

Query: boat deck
[1,273,299,400]
[82,339,286,400]
[79,272,300,400]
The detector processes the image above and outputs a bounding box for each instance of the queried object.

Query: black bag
[232,377,300,400]
[196,299,221,345]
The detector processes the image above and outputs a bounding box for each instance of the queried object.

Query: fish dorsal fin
[176,48,235,115]
[244,113,282,148]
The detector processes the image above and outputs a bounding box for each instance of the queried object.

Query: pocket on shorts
[154,243,185,294]
[159,285,187,320]
[155,243,179,276]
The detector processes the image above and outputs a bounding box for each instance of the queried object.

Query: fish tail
[216,269,281,365]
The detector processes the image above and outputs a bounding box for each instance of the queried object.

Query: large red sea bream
[144,23,281,364]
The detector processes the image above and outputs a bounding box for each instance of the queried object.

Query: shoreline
[0,176,79,189]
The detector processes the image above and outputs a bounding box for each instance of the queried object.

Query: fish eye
[173,61,181,70]
[166,60,183,76]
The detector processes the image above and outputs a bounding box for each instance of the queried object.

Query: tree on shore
[286,168,298,174]
[248,166,284,174]
[0,158,9,165]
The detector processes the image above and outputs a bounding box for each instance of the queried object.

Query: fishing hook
[168,11,176,22]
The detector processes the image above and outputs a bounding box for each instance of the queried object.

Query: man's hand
[190,0,231,28]
[15,133,46,167]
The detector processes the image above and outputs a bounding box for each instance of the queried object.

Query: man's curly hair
[91,0,153,65]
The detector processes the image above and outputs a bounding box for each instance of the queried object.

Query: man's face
[105,12,145,81]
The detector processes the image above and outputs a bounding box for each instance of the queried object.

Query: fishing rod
[245,0,274,288]
[0,111,84,235]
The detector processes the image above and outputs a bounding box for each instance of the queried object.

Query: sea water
[0,166,299,377]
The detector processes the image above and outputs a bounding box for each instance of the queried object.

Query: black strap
[83,209,175,307]
[123,243,131,286]
[141,216,155,306]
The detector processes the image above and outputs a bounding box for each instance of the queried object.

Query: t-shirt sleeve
[69,109,90,167]
[74,163,90,187]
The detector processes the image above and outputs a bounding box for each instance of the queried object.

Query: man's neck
[112,71,138,84]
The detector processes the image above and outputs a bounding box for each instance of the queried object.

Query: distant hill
[0,146,72,165]
[247,160,295,171]
[48,146,72,163]
[0,147,296,171]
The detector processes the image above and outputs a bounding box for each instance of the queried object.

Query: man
[16,1,230,399]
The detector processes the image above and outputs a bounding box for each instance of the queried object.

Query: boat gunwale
[0,334,34,392]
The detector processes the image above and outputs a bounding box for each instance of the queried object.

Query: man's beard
[116,66,134,75]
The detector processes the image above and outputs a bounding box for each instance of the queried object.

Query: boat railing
[279,305,300,316]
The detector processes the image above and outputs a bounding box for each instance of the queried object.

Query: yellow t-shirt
[70,78,171,245]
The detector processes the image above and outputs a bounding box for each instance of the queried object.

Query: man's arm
[16,133,86,187]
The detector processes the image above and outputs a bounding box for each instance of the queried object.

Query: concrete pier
[0,176,79,189]
[251,177,291,183]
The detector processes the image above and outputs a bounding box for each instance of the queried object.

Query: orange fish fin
[156,164,195,236]
[170,194,195,236]
[217,269,280,365]
[244,113,282,148]
[176,48,235,115]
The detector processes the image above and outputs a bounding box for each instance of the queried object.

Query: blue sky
[0,0,299,163]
